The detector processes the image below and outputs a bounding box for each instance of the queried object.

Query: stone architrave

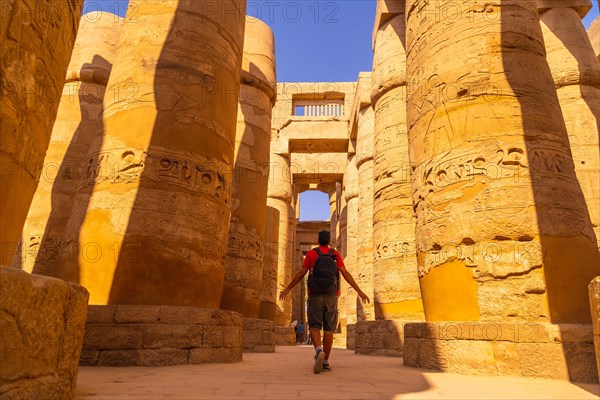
[539,3,600,250]
[406,0,599,323]
[221,17,276,318]
[356,106,375,322]
[588,17,600,62]
[16,12,124,275]
[344,152,359,324]
[267,153,293,326]
[371,7,423,320]
[0,0,83,265]
[54,0,247,307]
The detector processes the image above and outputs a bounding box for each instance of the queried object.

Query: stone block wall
[243,318,275,353]
[80,305,242,366]
[274,326,296,346]
[347,324,356,350]
[0,266,89,400]
[355,320,412,357]
[403,322,598,383]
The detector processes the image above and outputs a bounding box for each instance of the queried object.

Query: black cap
[318,230,331,246]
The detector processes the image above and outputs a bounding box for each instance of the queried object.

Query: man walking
[279,230,369,374]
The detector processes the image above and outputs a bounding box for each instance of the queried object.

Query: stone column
[337,183,348,328]
[16,12,123,275]
[356,105,375,322]
[267,153,293,326]
[328,190,338,248]
[538,2,600,250]
[344,151,359,325]
[371,6,423,320]
[406,0,599,323]
[260,206,280,321]
[54,0,247,307]
[0,0,83,265]
[221,17,276,318]
[589,17,600,62]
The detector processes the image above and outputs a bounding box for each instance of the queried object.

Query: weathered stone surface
[267,153,293,326]
[260,206,280,321]
[0,266,88,399]
[80,305,242,366]
[540,6,600,251]
[589,17,600,62]
[590,277,600,382]
[221,17,276,318]
[274,326,296,346]
[54,0,246,307]
[403,322,597,382]
[344,154,359,324]
[354,77,375,323]
[406,0,599,323]
[347,324,356,350]
[0,0,83,266]
[16,12,123,276]
[372,10,423,321]
[243,318,275,353]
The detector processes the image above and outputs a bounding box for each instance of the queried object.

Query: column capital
[537,0,592,18]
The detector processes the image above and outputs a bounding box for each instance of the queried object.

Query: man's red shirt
[302,246,345,295]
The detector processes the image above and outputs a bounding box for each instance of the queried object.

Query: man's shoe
[322,363,332,372]
[314,350,325,374]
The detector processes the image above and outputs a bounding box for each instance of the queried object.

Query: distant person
[297,321,306,344]
[280,230,369,373]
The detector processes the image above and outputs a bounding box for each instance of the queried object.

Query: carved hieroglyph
[406,0,599,322]
[0,0,83,265]
[221,17,276,318]
[54,0,246,306]
[344,152,359,324]
[16,12,123,275]
[356,105,375,322]
[539,5,600,250]
[372,10,423,320]
[268,153,293,326]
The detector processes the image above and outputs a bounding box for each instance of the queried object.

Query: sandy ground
[76,345,600,400]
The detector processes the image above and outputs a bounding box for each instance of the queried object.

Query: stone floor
[76,345,599,400]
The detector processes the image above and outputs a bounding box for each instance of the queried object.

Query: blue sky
[88,0,600,221]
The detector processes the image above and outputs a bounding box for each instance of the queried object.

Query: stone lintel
[403,322,598,384]
[537,0,592,18]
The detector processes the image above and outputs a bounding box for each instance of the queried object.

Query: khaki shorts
[307,294,338,332]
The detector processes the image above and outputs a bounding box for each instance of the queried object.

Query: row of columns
[335,0,599,331]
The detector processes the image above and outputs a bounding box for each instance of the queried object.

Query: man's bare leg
[323,331,334,361]
[310,327,321,350]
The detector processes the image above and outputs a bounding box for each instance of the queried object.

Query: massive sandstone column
[371,6,423,320]
[54,0,247,306]
[355,100,375,322]
[344,151,359,324]
[538,2,600,250]
[267,153,293,326]
[0,0,83,265]
[16,12,123,275]
[328,190,338,248]
[220,17,276,317]
[406,0,599,323]
[260,206,280,320]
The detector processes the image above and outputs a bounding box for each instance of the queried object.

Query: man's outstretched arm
[279,267,309,300]
[339,266,370,304]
